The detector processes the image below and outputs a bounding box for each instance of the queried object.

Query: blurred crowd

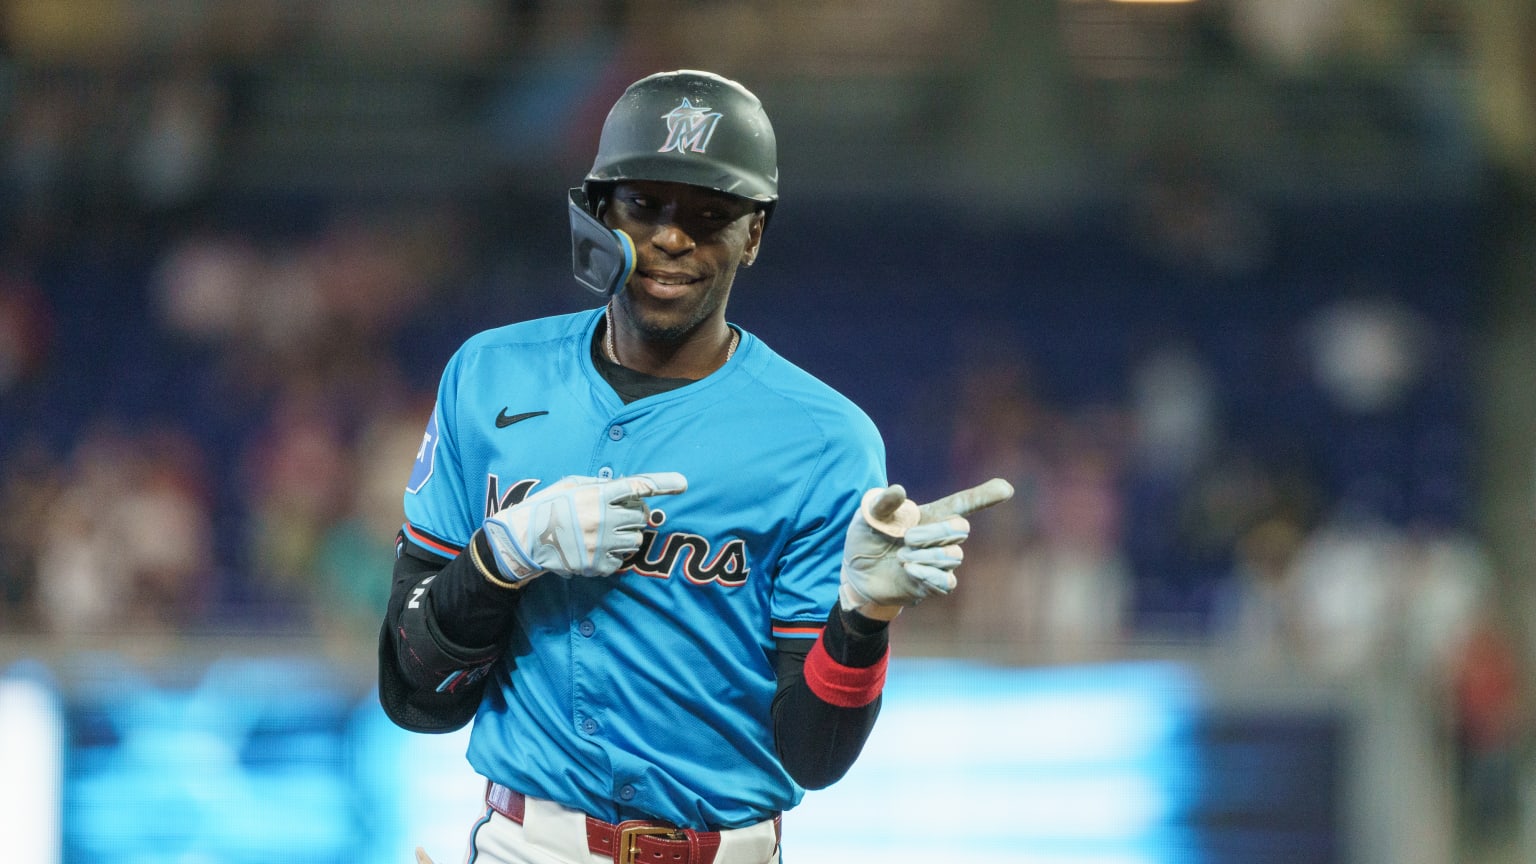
[0,53,460,642]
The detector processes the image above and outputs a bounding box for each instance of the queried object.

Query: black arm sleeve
[770,606,890,789]
[377,530,523,733]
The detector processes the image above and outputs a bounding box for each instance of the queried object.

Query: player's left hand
[414,848,435,864]
[838,478,1014,621]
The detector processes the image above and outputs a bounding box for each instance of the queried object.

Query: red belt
[485,782,780,864]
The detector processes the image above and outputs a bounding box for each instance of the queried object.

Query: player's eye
[696,199,751,225]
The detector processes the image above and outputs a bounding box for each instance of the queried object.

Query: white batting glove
[481,472,687,583]
[839,478,1015,621]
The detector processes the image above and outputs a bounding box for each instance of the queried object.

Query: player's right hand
[480,472,687,584]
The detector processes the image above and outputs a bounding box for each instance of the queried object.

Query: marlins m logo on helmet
[658,98,723,155]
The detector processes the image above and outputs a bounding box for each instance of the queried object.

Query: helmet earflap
[568,187,635,297]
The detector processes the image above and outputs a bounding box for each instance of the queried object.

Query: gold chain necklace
[604,306,738,367]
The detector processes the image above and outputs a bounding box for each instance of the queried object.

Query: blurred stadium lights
[789,660,1202,864]
[2,656,1216,864]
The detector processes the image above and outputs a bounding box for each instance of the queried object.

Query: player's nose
[648,220,696,255]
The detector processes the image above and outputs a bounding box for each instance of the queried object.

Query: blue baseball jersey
[401,307,887,828]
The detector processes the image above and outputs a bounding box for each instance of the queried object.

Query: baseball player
[379,69,1012,864]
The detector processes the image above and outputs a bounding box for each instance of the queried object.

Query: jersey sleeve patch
[406,409,440,494]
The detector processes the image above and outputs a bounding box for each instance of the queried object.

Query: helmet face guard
[570,70,777,295]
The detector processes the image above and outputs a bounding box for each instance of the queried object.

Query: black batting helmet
[582,70,778,220]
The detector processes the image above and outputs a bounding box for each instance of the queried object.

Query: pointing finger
[919,478,1015,522]
[625,472,689,498]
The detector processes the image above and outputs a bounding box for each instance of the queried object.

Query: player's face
[601,180,764,344]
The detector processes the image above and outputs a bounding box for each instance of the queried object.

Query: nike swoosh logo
[496,409,549,428]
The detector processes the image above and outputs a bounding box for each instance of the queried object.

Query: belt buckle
[617,823,685,864]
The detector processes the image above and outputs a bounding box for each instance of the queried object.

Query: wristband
[469,530,522,589]
[803,637,888,708]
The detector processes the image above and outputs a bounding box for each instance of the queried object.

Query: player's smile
[633,266,705,301]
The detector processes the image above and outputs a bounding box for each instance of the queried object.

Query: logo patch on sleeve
[406,409,439,494]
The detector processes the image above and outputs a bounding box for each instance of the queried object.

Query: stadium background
[0,1,1532,862]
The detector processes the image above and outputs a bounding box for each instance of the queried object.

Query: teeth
[650,274,691,285]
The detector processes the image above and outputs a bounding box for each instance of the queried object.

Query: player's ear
[742,210,766,267]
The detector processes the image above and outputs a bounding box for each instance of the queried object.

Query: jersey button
[581,717,598,735]
[578,619,596,637]
[608,425,624,441]
[597,466,613,480]
[619,785,636,801]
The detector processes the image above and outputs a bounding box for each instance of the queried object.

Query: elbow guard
[396,575,502,696]
[378,567,504,733]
